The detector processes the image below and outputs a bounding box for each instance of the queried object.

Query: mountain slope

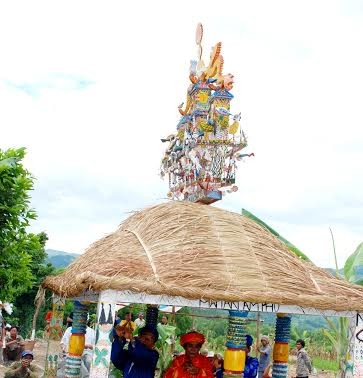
[46,249,78,268]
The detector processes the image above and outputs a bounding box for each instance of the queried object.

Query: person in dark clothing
[213,354,224,378]
[244,335,259,378]
[111,325,159,378]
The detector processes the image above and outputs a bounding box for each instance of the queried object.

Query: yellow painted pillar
[272,313,291,378]
[65,301,89,378]
[224,310,247,376]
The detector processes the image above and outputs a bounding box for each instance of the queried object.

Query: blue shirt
[258,345,271,372]
[244,356,259,378]
[215,368,223,378]
[111,337,159,378]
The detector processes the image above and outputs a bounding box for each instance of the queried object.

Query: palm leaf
[344,242,363,285]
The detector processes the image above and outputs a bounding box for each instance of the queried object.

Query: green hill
[46,249,78,268]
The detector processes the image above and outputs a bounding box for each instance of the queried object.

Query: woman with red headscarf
[164,331,213,378]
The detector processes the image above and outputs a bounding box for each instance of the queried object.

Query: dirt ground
[0,339,336,377]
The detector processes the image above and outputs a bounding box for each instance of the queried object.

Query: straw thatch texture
[43,201,363,311]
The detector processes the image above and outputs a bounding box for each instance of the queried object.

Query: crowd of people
[110,312,313,378]
[0,324,39,377]
[1,309,313,378]
[109,311,312,378]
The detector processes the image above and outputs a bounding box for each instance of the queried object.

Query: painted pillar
[89,301,115,378]
[272,313,291,378]
[350,313,363,378]
[65,301,89,378]
[224,310,248,377]
[44,295,65,378]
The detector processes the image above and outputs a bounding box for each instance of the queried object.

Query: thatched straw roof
[43,201,363,312]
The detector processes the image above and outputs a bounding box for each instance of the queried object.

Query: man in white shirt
[134,313,146,329]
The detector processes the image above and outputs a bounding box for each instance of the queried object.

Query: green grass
[312,357,339,372]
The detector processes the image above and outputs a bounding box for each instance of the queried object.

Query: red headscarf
[180,331,205,347]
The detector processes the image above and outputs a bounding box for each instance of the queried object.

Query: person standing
[120,312,136,333]
[111,326,159,378]
[164,331,214,378]
[160,315,168,326]
[257,336,271,378]
[212,354,224,378]
[244,335,259,378]
[135,313,146,329]
[296,339,312,378]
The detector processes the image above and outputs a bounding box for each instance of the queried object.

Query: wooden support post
[172,306,176,326]
[255,311,261,357]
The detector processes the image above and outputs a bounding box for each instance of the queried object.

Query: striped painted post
[224,310,248,377]
[272,313,291,378]
[65,301,89,378]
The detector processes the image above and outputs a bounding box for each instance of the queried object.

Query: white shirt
[61,326,95,353]
[134,318,145,328]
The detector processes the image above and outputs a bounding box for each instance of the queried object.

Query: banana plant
[290,324,311,345]
[321,241,363,377]
[323,317,350,374]
[155,323,177,377]
[241,209,362,377]
[344,242,363,285]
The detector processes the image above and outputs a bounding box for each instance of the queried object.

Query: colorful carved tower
[272,314,291,378]
[160,23,253,204]
[65,301,89,378]
[224,311,248,376]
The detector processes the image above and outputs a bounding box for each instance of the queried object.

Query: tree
[0,147,47,302]
[175,307,193,336]
[11,232,56,337]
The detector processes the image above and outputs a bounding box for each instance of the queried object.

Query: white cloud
[0,0,362,267]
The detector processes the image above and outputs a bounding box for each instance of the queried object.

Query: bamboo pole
[255,311,261,356]
[31,286,46,340]
[171,306,176,325]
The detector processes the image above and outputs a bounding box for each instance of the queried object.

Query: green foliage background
[0,148,54,336]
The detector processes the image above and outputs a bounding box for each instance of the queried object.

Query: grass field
[312,357,339,372]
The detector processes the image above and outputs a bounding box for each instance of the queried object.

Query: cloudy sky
[1,0,362,269]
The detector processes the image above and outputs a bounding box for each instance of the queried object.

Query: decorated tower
[160,23,253,204]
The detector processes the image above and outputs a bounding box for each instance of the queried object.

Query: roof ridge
[125,228,160,284]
